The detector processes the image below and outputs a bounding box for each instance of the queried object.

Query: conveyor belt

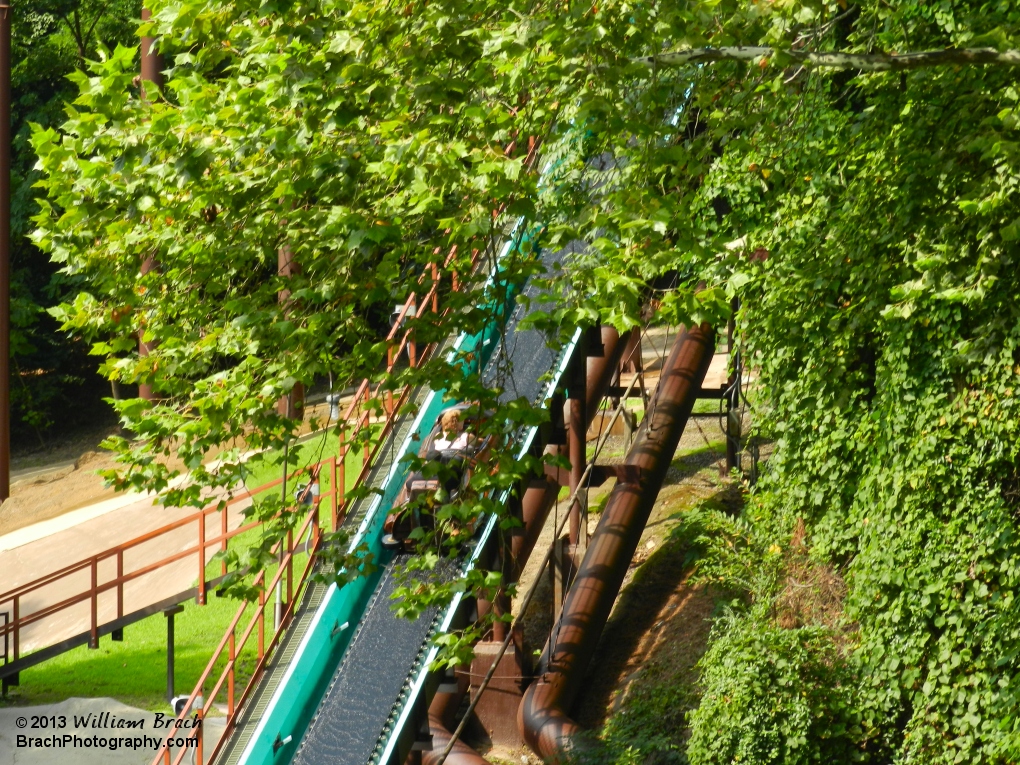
[291,557,456,765]
[484,245,576,406]
[217,380,438,765]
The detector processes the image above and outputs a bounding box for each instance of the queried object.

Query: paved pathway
[0,490,250,656]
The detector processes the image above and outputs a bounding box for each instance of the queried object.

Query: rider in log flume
[381,404,493,551]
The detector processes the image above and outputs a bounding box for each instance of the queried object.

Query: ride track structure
[144,222,536,765]
[177,237,724,765]
[216,243,572,765]
[260,315,716,765]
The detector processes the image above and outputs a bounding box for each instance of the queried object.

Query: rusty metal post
[195,707,204,765]
[567,334,587,551]
[409,296,418,368]
[197,513,206,605]
[519,324,716,761]
[221,506,228,578]
[386,345,395,415]
[228,628,236,715]
[257,587,265,660]
[0,0,10,501]
[330,457,338,532]
[90,559,99,649]
[274,441,288,633]
[286,528,294,614]
[337,430,346,529]
[138,6,162,402]
[117,550,124,619]
[431,263,439,313]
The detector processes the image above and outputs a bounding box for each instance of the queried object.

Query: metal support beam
[566,337,587,550]
[165,605,184,704]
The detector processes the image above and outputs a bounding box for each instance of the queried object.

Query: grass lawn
[2,593,261,712]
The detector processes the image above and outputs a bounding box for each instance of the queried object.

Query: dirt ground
[1,428,122,538]
[0,400,344,539]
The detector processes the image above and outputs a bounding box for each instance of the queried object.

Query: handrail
[0,471,336,665]
[148,248,482,765]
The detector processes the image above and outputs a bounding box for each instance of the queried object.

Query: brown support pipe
[138,7,162,402]
[423,675,489,765]
[518,324,716,762]
[0,1,10,502]
[428,326,634,763]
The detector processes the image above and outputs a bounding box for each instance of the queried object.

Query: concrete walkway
[0,490,251,656]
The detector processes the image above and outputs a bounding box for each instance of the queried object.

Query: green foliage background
[10,0,136,440]
[27,0,1020,762]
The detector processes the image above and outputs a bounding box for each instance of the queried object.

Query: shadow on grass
[567,461,743,764]
[0,591,263,712]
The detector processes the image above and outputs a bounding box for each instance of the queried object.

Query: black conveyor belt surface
[292,556,455,765]
[483,244,580,406]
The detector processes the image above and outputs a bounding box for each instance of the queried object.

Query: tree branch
[82,1,115,56]
[638,46,1020,71]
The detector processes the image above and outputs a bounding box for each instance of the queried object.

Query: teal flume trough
[236,225,573,765]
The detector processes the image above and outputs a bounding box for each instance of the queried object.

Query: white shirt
[434,432,471,451]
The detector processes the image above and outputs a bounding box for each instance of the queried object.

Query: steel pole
[566,338,587,549]
[164,606,185,703]
[0,2,11,502]
[138,6,161,401]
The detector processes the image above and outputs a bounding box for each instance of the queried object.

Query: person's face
[446,417,463,435]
